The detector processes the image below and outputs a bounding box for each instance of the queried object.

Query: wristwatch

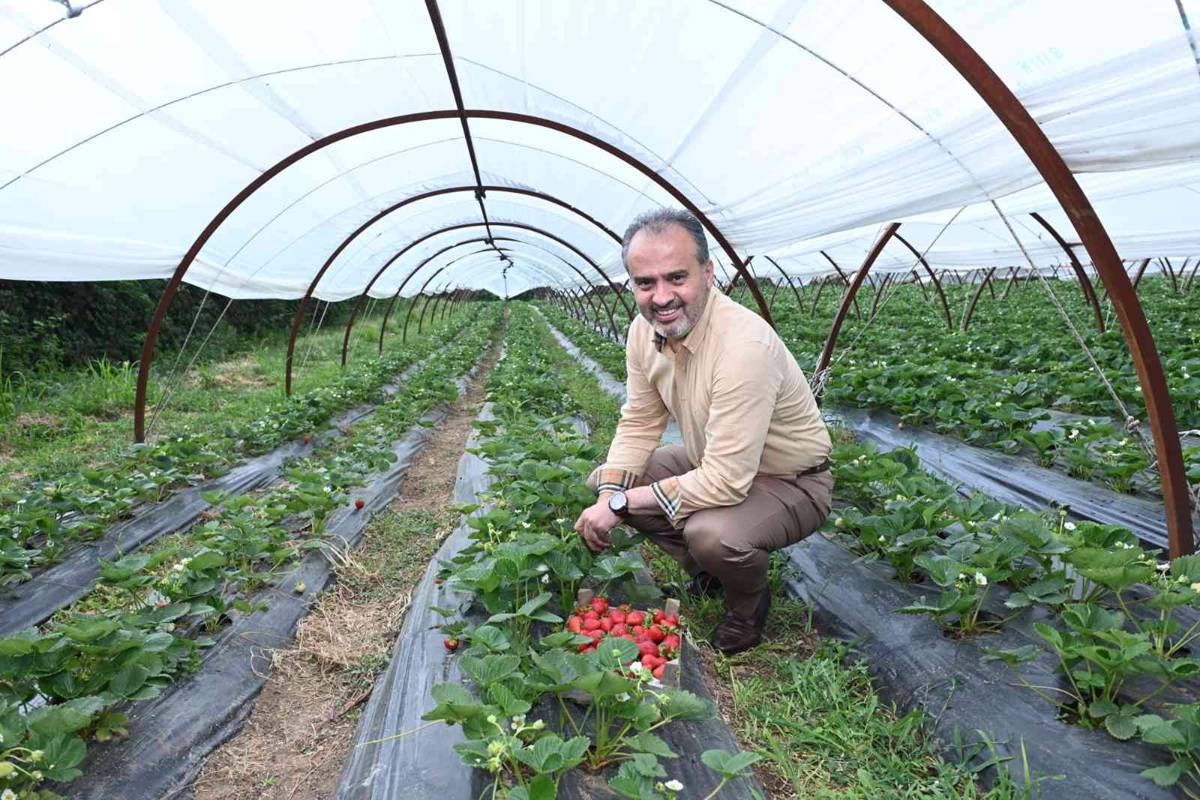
[607,491,630,518]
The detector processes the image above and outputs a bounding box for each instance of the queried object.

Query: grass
[640,545,1030,799]
[0,302,453,492]
[335,506,459,694]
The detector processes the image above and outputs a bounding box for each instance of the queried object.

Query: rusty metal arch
[423,248,591,337]
[892,231,952,329]
[809,274,834,317]
[825,0,1196,554]
[814,223,902,384]
[342,229,606,367]
[134,107,769,442]
[371,244,508,362]
[820,250,862,319]
[377,225,626,354]
[961,267,999,331]
[1029,212,1105,332]
[330,220,621,372]
[340,241,492,368]
[371,228,614,360]
[400,237,617,342]
[401,247,579,344]
[322,183,635,361]
[1133,257,1154,289]
[761,256,805,310]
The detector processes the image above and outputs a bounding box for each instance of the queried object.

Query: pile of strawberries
[566,595,681,679]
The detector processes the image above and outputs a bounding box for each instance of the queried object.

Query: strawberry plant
[424,307,760,798]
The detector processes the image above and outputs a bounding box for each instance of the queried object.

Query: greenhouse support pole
[353,221,617,365]
[912,269,929,300]
[762,255,806,309]
[961,267,998,331]
[868,273,895,321]
[887,0,1193,555]
[417,281,451,335]
[893,232,952,328]
[820,251,862,319]
[1030,212,1105,332]
[809,275,832,317]
[1001,267,1021,300]
[427,287,452,329]
[1132,258,1154,290]
[814,223,901,395]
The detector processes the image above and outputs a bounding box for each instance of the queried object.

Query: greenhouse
[3,0,1200,797]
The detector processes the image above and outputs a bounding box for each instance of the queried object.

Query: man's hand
[574,497,620,553]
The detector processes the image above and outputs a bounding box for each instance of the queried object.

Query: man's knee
[683,512,755,569]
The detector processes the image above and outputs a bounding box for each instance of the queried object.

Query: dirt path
[191,345,500,800]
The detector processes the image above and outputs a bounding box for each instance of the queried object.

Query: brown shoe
[710,588,771,655]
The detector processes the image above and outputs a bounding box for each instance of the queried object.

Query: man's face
[626,224,714,339]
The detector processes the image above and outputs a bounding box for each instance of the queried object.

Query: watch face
[608,492,628,515]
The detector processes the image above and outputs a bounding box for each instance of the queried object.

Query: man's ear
[703,259,715,285]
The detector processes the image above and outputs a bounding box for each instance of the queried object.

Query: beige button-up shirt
[593,289,831,526]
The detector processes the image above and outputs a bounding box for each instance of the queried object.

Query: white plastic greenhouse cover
[2,0,1200,299]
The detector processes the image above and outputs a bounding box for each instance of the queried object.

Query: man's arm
[591,341,669,490]
[648,340,780,526]
[576,339,668,551]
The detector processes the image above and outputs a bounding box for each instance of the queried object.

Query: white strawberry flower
[974,572,988,587]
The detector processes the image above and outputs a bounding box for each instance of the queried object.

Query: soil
[190,346,500,800]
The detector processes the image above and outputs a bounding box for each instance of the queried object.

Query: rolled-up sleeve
[650,340,780,525]
[587,339,668,494]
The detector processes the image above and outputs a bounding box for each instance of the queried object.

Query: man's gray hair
[621,208,709,268]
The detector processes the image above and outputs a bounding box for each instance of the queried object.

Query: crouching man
[574,209,833,654]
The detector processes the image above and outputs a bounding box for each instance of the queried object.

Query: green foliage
[0,308,501,796]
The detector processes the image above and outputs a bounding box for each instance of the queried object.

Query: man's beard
[645,286,708,339]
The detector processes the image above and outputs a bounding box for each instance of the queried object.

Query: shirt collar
[652,287,719,354]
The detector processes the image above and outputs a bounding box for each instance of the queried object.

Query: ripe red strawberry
[583,617,601,632]
[587,629,605,642]
[590,597,609,614]
[663,615,679,628]
[611,623,628,637]
[638,640,660,657]
[443,637,459,651]
[600,617,613,632]
[653,609,666,624]
[578,642,594,653]
[609,610,626,625]
[663,633,681,654]
[355,498,365,510]
[625,610,646,626]
[652,665,665,680]
[631,625,646,638]
[647,625,665,644]
[567,616,583,634]
[641,653,662,668]
[584,609,600,621]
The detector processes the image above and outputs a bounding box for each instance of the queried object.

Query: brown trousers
[597,445,834,617]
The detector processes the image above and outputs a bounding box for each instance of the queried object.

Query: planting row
[0,308,482,588]
[828,438,1200,794]
[0,308,501,799]
[399,306,761,799]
